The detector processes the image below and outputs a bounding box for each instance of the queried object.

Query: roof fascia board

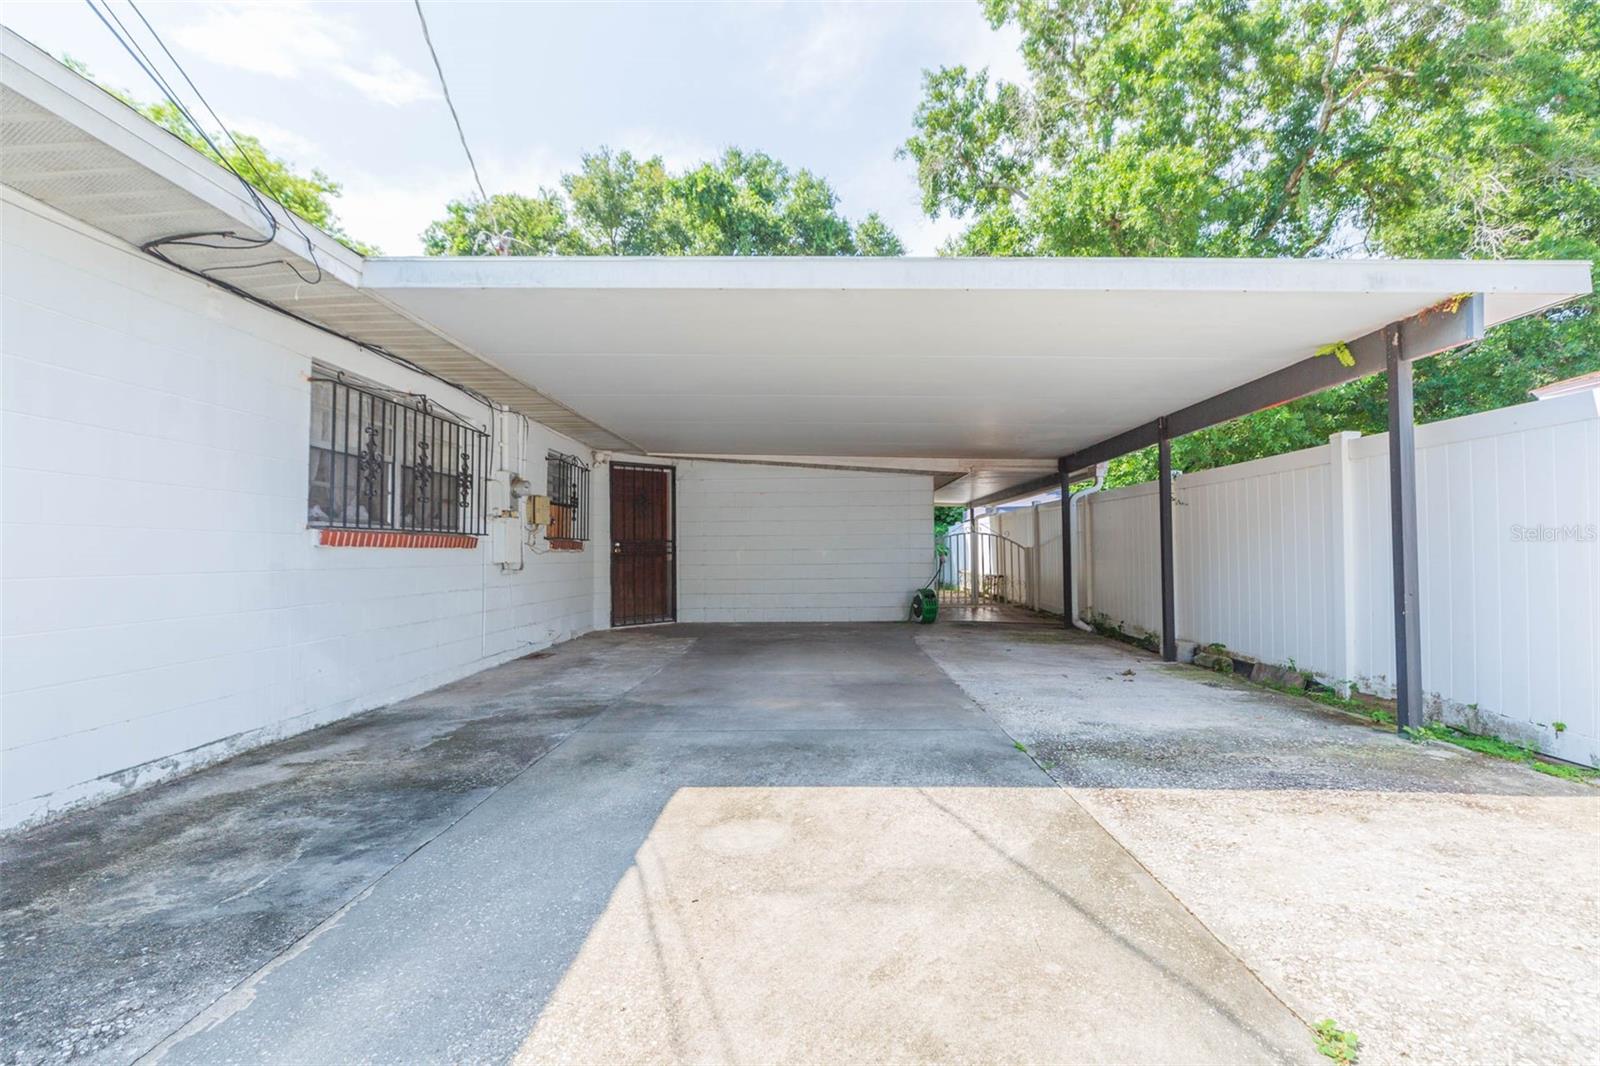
[363,253,1593,298]
[0,28,362,286]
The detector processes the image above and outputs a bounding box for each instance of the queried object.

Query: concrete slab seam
[917,629,1321,1040]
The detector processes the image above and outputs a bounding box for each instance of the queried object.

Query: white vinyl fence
[1001,389,1600,767]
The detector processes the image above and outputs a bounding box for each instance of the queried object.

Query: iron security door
[610,464,675,626]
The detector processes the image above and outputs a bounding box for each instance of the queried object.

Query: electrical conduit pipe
[1067,462,1108,632]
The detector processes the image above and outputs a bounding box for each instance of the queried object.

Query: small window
[309,377,489,535]
[546,450,590,546]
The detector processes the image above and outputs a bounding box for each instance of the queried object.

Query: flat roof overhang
[4,28,1589,505]
[364,256,1590,502]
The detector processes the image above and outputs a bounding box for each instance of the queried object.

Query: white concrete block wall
[1,193,599,829]
[671,461,934,622]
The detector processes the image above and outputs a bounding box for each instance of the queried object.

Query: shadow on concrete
[8,621,1572,1063]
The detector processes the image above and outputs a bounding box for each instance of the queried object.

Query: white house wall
[0,193,601,830]
[668,460,933,623]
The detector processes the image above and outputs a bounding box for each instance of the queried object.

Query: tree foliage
[65,57,374,254]
[422,147,903,257]
[902,0,1600,486]
[934,505,968,541]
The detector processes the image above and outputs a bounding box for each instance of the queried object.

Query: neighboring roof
[1532,370,1600,401]
[2,28,1592,506]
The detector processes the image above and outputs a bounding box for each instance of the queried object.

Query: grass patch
[1254,678,1396,726]
[1187,644,1596,783]
[1406,724,1599,782]
[1088,615,1160,654]
[1313,1019,1359,1064]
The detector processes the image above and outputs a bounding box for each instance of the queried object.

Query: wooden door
[610,464,675,626]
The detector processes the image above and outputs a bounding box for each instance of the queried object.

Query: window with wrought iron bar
[308,377,489,535]
[546,450,590,548]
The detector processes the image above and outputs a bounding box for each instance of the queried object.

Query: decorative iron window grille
[308,378,489,535]
[546,450,590,544]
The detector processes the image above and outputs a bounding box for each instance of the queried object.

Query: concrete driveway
[3,623,1594,1065]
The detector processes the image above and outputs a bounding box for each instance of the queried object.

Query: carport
[6,36,1599,1064]
[364,255,1590,729]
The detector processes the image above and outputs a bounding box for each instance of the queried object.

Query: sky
[3,1,1027,255]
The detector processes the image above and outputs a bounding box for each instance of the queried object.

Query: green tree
[854,213,907,257]
[423,147,904,257]
[421,191,574,255]
[934,505,968,542]
[902,0,1599,486]
[65,57,375,254]
[561,148,673,254]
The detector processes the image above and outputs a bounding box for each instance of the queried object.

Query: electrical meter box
[489,515,522,568]
[527,494,552,527]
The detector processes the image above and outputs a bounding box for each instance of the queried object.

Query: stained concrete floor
[918,623,1600,1065]
[3,623,1593,1065]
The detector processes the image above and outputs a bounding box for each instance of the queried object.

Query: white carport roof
[2,28,1590,505]
[364,255,1589,500]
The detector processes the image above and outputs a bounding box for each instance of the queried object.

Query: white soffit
[0,29,636,452]
[363,256,1592,461]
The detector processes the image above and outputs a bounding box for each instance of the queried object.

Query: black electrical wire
[412,0,490,213]
[82,0,321,284]
[77,0,499,415]
[125,0,323,282]
[411,0,539,255]
[83,0,274,241]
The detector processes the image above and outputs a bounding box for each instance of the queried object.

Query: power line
[125,0,322,280]
[81,0,322,283]
[78,0,501,412]
[411,0,520,255]
[83,0,270,235]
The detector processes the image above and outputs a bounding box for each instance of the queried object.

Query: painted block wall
[1080,393,1600,765]
[0,194,600,830]
[671,461,934,623]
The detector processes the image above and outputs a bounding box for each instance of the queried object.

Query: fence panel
[1075,390,1599,765]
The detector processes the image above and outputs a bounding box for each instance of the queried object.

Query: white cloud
[226,115,321,164]
[607,130,720,171]
[774,3,896,107]
[835,150,963,257]
[171,2,437,106]
[333,146,568,256]
[333,169,467,255]
[936,9,1029,85]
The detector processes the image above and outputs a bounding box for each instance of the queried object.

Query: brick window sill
[547,538,585,552]
[317,529,478,549]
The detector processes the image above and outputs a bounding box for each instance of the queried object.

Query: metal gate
[610,463,675,626]
[938,529,1035,607]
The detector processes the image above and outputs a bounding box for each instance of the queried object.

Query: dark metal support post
[1157,417,1177,662]
[1060,468,1073,628]
[1386,326,1423,731]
